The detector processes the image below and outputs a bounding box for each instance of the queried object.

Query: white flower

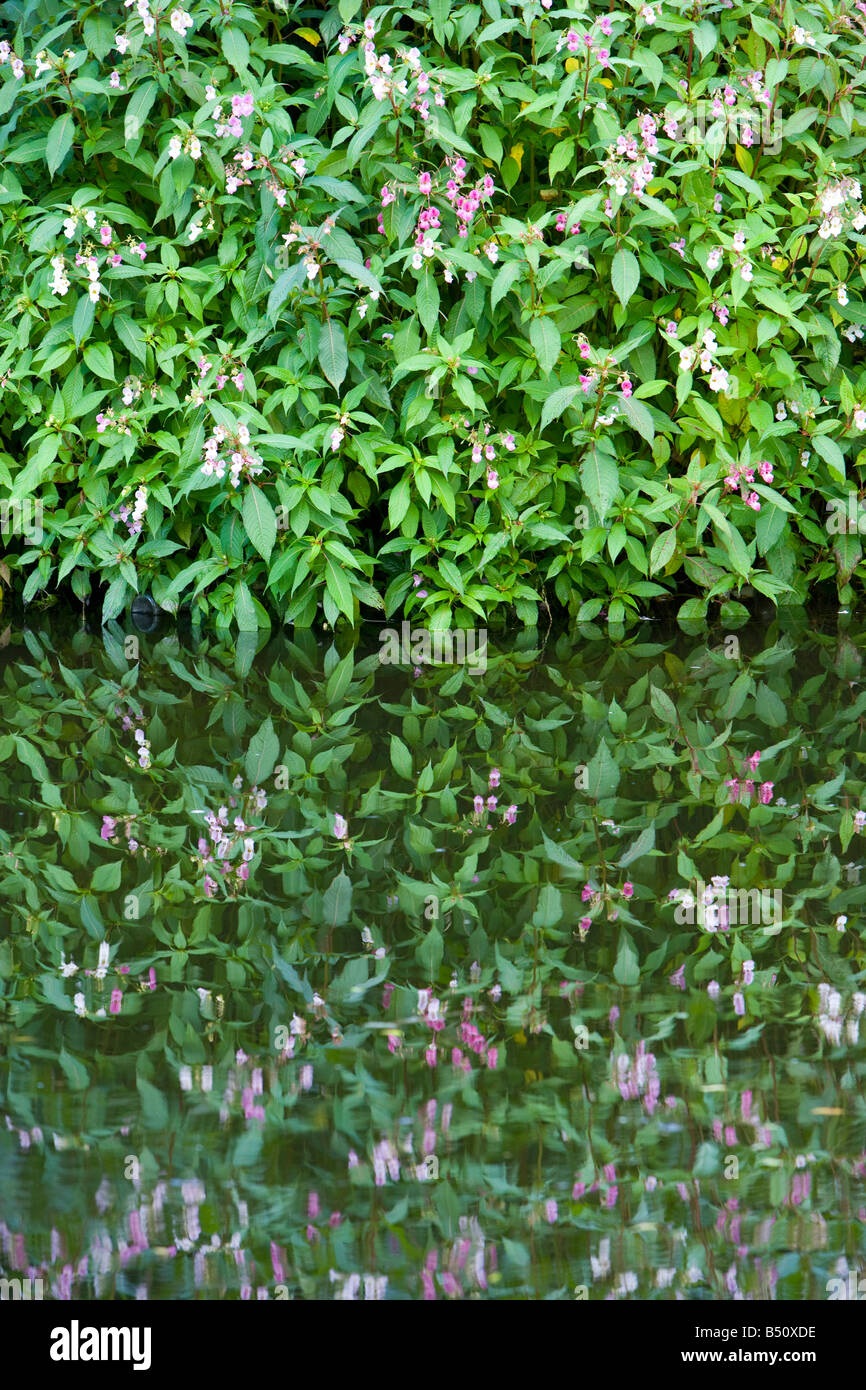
[168,135,182,160]
[709,366,729,393]
[740,261,753,282]
[170,8,193,36]
[74,993,87,1017]
[837,285,849,306]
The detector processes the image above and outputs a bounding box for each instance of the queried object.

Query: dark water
[1,610,865,1300]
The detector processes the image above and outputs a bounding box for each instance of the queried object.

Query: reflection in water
[0,613,865,1299]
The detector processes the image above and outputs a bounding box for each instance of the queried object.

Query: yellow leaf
[599,78,613,89]
[510,143,524,169]
[514,1029,527,1045]
[294,27,320,45]
[565,56,580,73]
[734,144,753,176]
[647,181,661,195]
[771,256,788,272]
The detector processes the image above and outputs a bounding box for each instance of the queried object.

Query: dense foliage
[1,0,866,632]
[1,614,866,1296]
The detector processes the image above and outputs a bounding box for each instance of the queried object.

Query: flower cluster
[817,177,865,240]
[677,326,734,397]
[601,121,657,208]
[359,27,445,121]
[0,39,25,79]
[200,420,263,487]
[613,1041,662,1115]
[110,484,148,538]
[721,458,773,511]
[194,777,267,898]
[815,982,866,1047]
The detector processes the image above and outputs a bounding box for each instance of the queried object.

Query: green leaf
[585,740,620,799]
[613,930,640,986]
[649,526,677,574]
[83,342,115,381]
[580,447,618,521]
[417,266,440,335]
[137,1075,169,1130]
[91,861,122,893]
[619,394,655,444]
[812,434,845,482]
[532,883,563,928]
[242,485,277,562]
[324,553,355,621]
[59,1048,90,1090]
[612,249,639,309]
[323,869,353,926]
[390,734,414,780]
[222,26,250,71]
[46,113,74,177]
[245,715,280,784]
[650,683,678,725]
[529,317,561,377]
[540,385,580,433]
[72,294,95,348]
[318,318,348,390]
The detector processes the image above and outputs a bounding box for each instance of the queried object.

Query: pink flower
[333,813,348,840]
[486,1047,498,1069]
[99,225,112,247]
[733,991,745,1016]
[489,767,500,789]
[759,781,774,804]
[597,47,611,67]
[622,882,633,899]
[110,989,122,1015]
[487,468,499,489]
[545,1199,558,1223]
[418,171,432,195]
[504,804,517,825]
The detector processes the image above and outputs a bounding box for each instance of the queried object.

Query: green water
[1,611,865,1300]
